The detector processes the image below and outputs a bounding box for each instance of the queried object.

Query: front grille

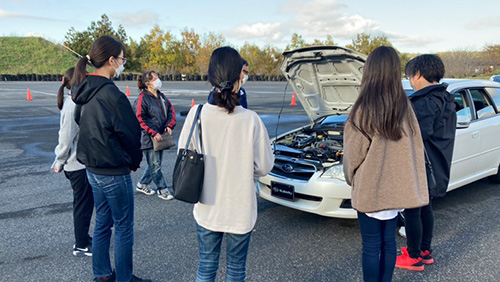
[271,157,317,181]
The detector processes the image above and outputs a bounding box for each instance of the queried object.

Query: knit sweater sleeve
[343,120,371,186]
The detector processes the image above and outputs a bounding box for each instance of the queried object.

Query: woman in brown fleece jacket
[343,46,428,282]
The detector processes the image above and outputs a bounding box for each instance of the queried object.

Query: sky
[1,0,499,54]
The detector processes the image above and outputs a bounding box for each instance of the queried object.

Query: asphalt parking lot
[0,81,499,281]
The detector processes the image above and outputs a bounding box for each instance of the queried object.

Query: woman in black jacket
[134,70,176,200]
[71,35,149,282]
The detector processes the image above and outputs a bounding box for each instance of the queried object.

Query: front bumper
[257,172,357,219]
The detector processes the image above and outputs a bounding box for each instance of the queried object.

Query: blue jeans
[357,212,398,282]
[139,148,167,190]
[87,171,134,282]
[196,224,252,282]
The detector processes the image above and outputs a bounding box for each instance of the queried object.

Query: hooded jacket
[133,90,176,150]
[409,83,456,197]
[72,74,142,175]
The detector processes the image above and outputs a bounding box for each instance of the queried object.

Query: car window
[486,87,500,112]
[470,89,496,119]
[454,91,472,120]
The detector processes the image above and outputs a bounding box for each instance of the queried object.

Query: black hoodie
[72,75,142,175]
[409,83,456,198]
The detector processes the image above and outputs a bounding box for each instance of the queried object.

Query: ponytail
[71,56,89,87]
[58,67,75,110]
[212,81,240,113]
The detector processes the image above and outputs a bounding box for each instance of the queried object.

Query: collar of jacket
[409,83,448,99]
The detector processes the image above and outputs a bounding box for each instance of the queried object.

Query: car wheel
[488,165,500,183]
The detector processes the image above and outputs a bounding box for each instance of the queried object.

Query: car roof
[402,78,500,93]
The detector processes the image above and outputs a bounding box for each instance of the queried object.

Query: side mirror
[456,115,471,129]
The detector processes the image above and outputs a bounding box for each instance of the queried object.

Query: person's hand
[54,164,61,173]
[154,133,163,142]
[165,127,172,135]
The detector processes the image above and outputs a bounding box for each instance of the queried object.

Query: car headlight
[320,164,345,182]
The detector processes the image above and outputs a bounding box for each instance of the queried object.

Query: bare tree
[439,49,481,78]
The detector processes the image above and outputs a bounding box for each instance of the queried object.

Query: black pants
[403,199,434,258]
[64,169,94,248]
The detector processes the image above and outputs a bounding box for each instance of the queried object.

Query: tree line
[64,14,500,79]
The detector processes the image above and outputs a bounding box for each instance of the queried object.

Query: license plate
[271,181,295,202]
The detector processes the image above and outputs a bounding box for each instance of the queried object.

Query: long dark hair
[349,46,413,141]
[57,67,74,110]
[137,70,156,92]
[71,35,125,86]
[208,46,243,113]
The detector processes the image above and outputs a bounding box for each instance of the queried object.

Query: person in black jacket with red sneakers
[396,54,456,272]
[134,70,176,200]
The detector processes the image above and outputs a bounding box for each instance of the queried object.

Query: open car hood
[281,46,367,121]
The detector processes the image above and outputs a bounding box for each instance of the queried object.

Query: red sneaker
[421,250,434,265]
[396,247,425,271]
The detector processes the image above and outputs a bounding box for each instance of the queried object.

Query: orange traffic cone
[191,98,195,107]
[26,88,32,101]
[126,86,131,97]
[290,92,297,106]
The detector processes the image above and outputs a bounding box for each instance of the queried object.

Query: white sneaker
[157,188,174,200]
[136,183,155,196]
[398,226,407,238]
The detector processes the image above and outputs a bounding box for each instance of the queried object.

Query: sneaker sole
[395,264,424,271]
[158,195,174,201]
[422,258,434,265]
[73,251,92,257]
[135,188,155,196]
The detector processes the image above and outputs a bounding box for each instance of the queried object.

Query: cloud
[113,11,160,27]
[386,32,443,50]
[0,9,54,21]
[225,22,285,43]
[464,16,500,29]
[25,32,43,38]
[222,0,380,47]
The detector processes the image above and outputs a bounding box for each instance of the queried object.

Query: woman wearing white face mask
[134,70,176,200]
[71,35,149,282]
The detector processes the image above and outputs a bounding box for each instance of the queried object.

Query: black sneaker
[72,244,92,257]
[129,275,152,282]
[94,271,116,282]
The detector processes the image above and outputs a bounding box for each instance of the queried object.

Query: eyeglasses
[243,69,249,75]
[116,57,127,65]
[405,75,411,80]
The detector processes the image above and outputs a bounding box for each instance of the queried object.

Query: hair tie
[220,81,233,91]
[86,54,91,61]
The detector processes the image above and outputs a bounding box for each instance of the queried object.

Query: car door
[448,89,480,190]
[468,88,500,176]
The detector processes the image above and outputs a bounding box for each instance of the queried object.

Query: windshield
[320,115,348,125]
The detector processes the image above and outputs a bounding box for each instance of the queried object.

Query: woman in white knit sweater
[177,47,274,282]
[52,67,94,257]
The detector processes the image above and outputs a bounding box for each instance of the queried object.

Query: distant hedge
[0,74,287,82]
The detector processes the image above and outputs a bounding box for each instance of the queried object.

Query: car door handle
[471,131,479,138]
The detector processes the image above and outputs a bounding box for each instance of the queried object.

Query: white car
[257,46,500,219]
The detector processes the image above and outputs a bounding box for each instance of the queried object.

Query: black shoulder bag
[172,105,204,203]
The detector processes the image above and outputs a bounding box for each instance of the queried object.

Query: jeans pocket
[92,174,115,186]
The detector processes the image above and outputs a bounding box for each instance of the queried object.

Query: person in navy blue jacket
[134,70,176,200]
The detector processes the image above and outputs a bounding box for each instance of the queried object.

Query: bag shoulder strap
[183,105,203,153]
